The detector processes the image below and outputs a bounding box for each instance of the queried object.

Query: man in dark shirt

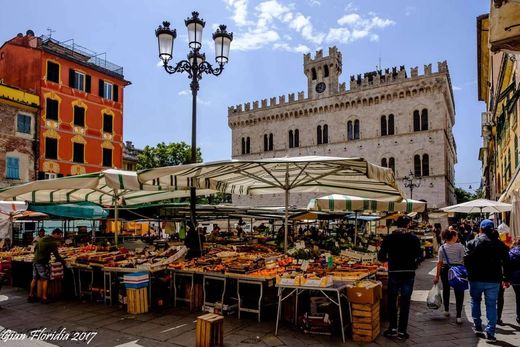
[28,228,64,303]
[464,219,510,341]
[378,216,422,340]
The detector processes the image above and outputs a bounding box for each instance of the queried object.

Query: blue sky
[0,0,488,192]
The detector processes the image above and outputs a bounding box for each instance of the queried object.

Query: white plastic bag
[426,284,442,309]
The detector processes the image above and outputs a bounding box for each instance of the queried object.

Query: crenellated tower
[304,46,342,99]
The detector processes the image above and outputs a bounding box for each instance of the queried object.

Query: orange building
[0,30,130,178]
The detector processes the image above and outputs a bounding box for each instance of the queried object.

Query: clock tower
[304,46,342,99]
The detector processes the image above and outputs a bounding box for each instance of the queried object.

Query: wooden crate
[351,302,380,342]
[36,279,62,300]
[127,287,149,314]
[187,282,204,312]
[196,313,224,347]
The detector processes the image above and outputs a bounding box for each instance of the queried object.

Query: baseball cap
[480,219,494,230]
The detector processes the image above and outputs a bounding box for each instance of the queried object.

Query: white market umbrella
[440,198,512,214]
[0,169,214,245]
[307,194,426,243]
[138,156,404,251]
[0,201,29,240]
[510,190,520,240]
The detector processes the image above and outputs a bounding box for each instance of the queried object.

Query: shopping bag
[426,284,442,309]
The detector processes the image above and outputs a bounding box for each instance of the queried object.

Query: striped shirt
[438,242,465,265]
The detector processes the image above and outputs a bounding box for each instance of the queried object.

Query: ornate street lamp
[155,11,233,246]
[403,170,421,199]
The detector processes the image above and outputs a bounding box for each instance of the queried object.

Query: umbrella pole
[284,188,289,253]
[354,211,358,245]
[114,203,119,247]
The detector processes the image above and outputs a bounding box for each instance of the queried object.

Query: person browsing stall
[378,216,422,340]
[464,219,511,341]
[433,228,465,324]
[28,228,65,304]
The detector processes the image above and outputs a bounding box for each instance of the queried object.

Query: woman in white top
[433,228,466,323]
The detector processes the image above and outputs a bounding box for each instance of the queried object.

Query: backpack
[442,246,469,291]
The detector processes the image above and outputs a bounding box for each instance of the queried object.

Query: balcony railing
[41,36,123,76]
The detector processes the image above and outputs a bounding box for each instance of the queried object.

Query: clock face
[316,82,326,93]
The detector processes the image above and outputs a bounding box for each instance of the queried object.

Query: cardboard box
[347,282,382,304]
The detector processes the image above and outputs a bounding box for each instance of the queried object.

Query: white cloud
[405,6,415,17]
[233,29,280,51]
[225,0,252,26]
[337,13,361,26]
[222,0,394,53]
[178,90,190,96]
[453,86,462,91]
[273,42,310,53]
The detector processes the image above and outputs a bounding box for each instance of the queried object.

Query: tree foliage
[136,141,202,170]
[455,187,483,204]
[455,187,473,204]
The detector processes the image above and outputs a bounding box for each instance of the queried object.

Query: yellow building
[477,2,520,201]
[0,83,40,187]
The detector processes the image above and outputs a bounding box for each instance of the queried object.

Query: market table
[102,267,153,307]
[169,269,197,307]
[70,264,95,301]
[274,281,350,343]
[226,273,276,322]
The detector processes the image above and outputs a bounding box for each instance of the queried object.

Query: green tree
[455,187,473,204]
[136,141,202,170]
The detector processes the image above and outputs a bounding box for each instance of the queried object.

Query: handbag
[442,245,469,291]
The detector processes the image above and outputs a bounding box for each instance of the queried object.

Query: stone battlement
[349,61,449,90]
[228,59,450,116]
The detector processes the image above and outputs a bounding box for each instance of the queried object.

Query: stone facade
[122,141,143,171]
[228,47,457,209]
[0,84,39,188]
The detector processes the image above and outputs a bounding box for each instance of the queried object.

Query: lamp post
[403,170,421,199]
[155,12,232,236]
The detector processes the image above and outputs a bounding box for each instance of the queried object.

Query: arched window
[317,125,322,145]
[311,68,317,80]
[414,155,421,177]
[421,109,428,131]
[269,133,274,151]
[354,120,360,139]
[246,137,250,154]
[422,154,429,176]
[380,115,387,136]
[381,158,387,167]
[389,157,395,172]
[413,110,420,131]
[241,137,245,154]
[323,124,328,144]
[347,121,353,141]
[388,114,395,135]
[288,130,294,148]
[324,65,329,78]
[294,129,299,148]
[263,134,268,152]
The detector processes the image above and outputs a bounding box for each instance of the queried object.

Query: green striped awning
[0,169,214,206]
[307,194,426,213]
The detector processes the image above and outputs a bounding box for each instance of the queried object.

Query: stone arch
[313,107,318,113]
[335,103,340,110]
[426,86,432,93]
[399,91,404,98]
[386,94,392,101]
[412,89,417,96]
[406,90,411,97]
[319,106,324,113]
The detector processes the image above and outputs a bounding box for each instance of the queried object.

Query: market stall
[138,156,404,251]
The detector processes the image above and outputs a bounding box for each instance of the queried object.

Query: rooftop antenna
[46,28,55,38]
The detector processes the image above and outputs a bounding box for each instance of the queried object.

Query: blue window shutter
[6,157,19,179]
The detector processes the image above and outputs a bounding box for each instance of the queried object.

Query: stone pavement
[0,259,518,347]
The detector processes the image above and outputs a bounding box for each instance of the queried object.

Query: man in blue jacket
[464,219,511,341]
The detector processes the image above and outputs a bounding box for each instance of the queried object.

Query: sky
[0,0,489,192]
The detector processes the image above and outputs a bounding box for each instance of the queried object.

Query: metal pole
[284,163,289,253]
[284,189,289,253]
[114,203,119,246]
[354,211,358,245]
[190,56,202,255]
